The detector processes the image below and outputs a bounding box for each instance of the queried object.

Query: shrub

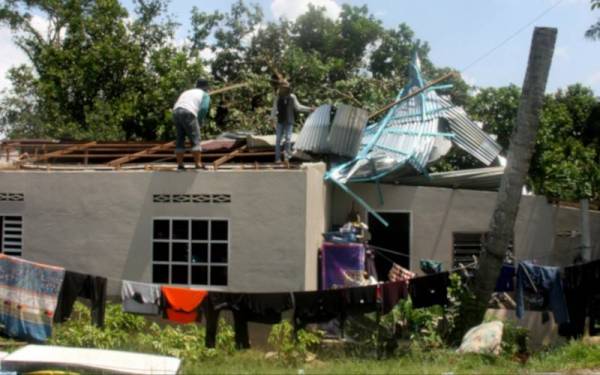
[267,320,322,366]
[501,320,529,356]
[50,302,237,363]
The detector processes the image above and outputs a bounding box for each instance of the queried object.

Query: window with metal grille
[452,232,513,268]
[0,215,23,256]
[152,218,228,287]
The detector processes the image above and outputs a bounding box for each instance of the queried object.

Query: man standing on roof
[270,80,313,163]
[172,79,211,170]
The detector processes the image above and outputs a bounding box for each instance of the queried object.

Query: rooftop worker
[172,79,211,170]
[270,80,314,163]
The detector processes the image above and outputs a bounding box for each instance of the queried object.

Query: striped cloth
[0,254,65,342]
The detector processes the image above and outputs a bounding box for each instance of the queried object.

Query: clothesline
[368,244,410,259]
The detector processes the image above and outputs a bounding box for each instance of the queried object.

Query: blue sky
[1,0,599,95]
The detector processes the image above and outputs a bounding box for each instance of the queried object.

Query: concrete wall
[0,163,327,293]
[331,183,600,271]
[304,163,329,290]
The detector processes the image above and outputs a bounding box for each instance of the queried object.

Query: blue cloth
[515,261,569,324]
[420,259,442,275]
[0,255,65,342]
[322,231,357,243]
[495,264,515,292]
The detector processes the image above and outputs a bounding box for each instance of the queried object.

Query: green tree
[461,83,600,203]
[1,0,469,140]
[0,0,205,141]
[530,85,600,201]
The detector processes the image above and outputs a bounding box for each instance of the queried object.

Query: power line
[460,0,564,73]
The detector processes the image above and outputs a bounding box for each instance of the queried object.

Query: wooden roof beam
[212,145,248,170]
[16,141,97,165]
[107,141,175,168]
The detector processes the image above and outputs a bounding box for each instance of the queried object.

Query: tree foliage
[586,0,600,40]
[464,84,600,202]
[1,0,462,140]
[0,0,205,141]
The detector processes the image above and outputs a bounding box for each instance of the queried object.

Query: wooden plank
[107,141,175,167]
[368,72,455,120]
[208,82,249,95]
[17,141,97,165]
[47,151,274,159]
[212,145,248,170]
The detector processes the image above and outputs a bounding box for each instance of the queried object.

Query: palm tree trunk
[459,27,557,333]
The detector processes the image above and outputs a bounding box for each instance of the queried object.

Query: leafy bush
[501,320,529,356]
[267,320,322,366]
[341,272,475,356]
[50,302,236,363]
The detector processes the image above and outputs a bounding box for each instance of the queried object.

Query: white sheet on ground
[0,345,181,375]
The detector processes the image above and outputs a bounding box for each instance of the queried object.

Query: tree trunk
[459,27,557,334]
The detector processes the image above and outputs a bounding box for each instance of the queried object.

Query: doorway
[368,212,410,281]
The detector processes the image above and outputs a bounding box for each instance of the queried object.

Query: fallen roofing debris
[323,53,503,225]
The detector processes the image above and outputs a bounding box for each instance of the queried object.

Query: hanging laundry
[344,285,379,316]
[293,289,346,332]
[204,292,293,349]
[559,259,600,338]
[381,281,409,314]
[409,272,450,308]
[161,286,207,324]
[420,259,442,275]
[54,271,107,327]
[495,264,515,292]
[365,250,379,281]
[515,261,569,324]
[121,281,161,315]
[0,254,65,342]
[388,263,415,283]
[321,242,366,289]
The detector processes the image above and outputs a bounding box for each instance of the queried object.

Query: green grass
[2,303,599,374]
[181,341,600,375]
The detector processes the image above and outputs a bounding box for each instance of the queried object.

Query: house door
[368,212,410,281]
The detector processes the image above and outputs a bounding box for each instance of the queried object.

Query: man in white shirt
[270,80,313,162]
[172,79,211,170]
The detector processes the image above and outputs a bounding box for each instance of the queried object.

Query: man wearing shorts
[172,79,211,170]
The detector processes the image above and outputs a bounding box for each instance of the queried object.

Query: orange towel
[161,286,208,324]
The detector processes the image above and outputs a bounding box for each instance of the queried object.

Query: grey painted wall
[331,183,600,272]
[0,163,327,293]
[2,165,599,295]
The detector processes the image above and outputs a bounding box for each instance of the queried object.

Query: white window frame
[0,214,23,257]
[152,217,229,289]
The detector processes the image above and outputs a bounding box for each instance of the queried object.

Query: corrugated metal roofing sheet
[295,104,331,153]
[439,97,502,165]
[325,53,504,226]
[327,104,368,158]
[393,166,505,191]
[328,54,502,185]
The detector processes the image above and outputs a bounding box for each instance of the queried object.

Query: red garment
[161,286,207,323]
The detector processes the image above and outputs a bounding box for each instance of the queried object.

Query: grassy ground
[2,303,599,374]
[182,340,600,374]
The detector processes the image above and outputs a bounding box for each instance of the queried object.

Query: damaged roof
[327,53,502,185]
[325,52,503,225]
